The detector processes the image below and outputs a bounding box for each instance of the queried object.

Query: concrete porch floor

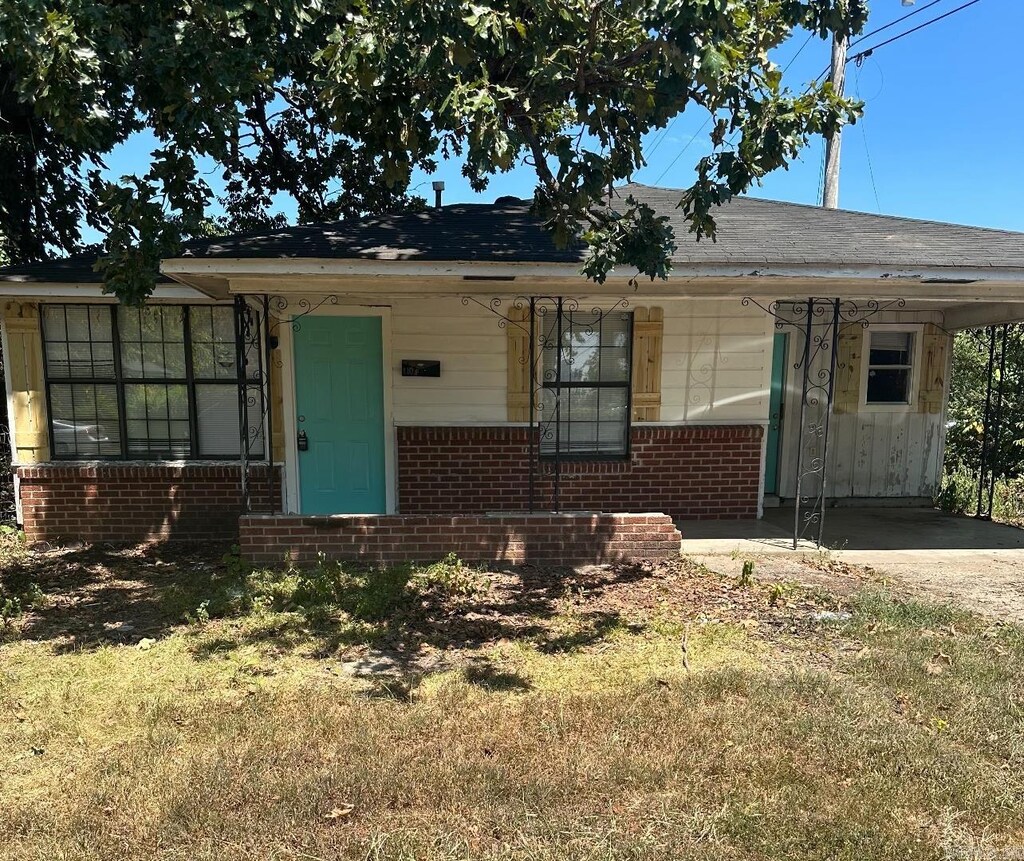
[678,507,1024,624]
[679,506,1024,555]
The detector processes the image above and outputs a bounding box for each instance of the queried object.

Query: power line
[851,0,946,49]
[653,116,712,185]
[651,0,984,187]
[815,0,982,82]
[783,30,815,74]
[848,0,984,65]
[648,27,813,184]
[853,63,882,214]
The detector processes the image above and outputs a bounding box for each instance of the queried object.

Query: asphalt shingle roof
[3,182,1023,283]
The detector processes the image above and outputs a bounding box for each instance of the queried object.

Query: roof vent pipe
[432,180,445,209]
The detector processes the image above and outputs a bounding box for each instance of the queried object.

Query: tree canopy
[0,0,867,303]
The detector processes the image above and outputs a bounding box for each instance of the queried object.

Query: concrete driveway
[678,507,1024,623]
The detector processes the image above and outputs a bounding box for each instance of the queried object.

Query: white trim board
[858,324,925,414]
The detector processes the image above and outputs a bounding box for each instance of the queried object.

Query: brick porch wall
[397,425,763,519]
[239,513,682,566]
[17,464,280,544]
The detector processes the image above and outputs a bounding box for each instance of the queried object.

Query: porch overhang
[159,257,1024,304]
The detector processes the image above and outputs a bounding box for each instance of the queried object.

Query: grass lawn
[1,536,1023,860]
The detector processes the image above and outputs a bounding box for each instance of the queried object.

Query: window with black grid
[866,330,915,404]
[540,310,632,458]
[41,303,265,461]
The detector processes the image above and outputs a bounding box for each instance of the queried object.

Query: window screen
[866,330,915,404]
[41,303,265,460]
[540,310,632,457]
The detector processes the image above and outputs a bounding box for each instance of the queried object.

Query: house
[2,183,1024,564]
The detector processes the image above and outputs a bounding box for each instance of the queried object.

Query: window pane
[49,383,121,457]
[600,312,632,349]
[196,384,265,458]
[539,309,631,458]
[42,305,115,378]
[124,383,190,457]
[191,306,241,380]
[117,306,187,379]
[870,331,913,366]
[540,386,628,457]
[867,368,911,404]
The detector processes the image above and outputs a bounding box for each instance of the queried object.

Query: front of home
[3,184,1024,561]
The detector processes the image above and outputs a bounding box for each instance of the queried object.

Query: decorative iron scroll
[462,294,631,512]
[233,295,276,514]
[269,294,340,333]
[742,296,906,549]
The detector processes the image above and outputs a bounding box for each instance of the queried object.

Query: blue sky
[105,0,1022,233]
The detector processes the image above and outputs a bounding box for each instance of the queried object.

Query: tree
[0,0,867,304]
[945,327,1024,480]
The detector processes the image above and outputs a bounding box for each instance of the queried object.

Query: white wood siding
[776,309,946,499]
[283,295,946,501]
[391,297,507,423]
[660,299,773,423]
[388,296,773,425]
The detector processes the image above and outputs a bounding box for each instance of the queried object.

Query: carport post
[792,298,813,550]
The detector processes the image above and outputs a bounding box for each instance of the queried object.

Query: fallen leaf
[324,804,355,822]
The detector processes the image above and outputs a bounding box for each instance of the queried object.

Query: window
[41,304,264,460]
[540,310,632,458]
[865,330,916,405]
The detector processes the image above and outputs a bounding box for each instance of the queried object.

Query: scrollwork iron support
[234,294,277,514]
[462,293,631,512]
[743,295,906,549]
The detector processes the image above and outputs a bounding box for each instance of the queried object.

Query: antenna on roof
[432,180,445,209]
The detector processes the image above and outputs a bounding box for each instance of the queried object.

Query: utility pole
[823,2,916,208]
[822,23,847,210]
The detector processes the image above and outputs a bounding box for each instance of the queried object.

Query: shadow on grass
[462,657,533,692]
[1,540,237,652]
[1,538,658,665]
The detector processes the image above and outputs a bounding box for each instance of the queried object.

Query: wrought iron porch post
[261,294,275,514]
[977,325,997,518]
[792,298,813,550]
[815,299,842,547]
[528,297,536,512]
[553,297,564,512]
[233,295,251,513]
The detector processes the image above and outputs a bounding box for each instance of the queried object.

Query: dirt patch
[5,541,856,676]
[687,543,1024,625]
[3,541,235,650]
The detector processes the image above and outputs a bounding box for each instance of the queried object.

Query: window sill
[859,402,917,414]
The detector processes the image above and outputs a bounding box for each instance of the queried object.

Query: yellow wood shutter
[631,307,663,421]
[833,325,864,415]
[506,305,531,421]
[3,302,50,463]
[918,323,948,414]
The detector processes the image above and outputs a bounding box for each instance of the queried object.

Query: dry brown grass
[1,540,1023,860]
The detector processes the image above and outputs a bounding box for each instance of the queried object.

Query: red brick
[404,423,761,522]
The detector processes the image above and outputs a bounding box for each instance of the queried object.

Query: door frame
[764,331,789,497]
[279,302,395,514]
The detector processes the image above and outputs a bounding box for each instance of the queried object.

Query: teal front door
[764,333,788,495]
[293,315,386,514]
